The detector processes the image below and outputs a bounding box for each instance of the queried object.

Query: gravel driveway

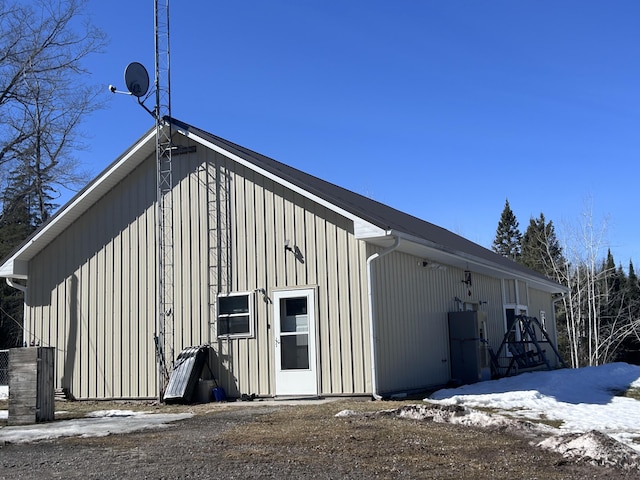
[0,400,635,479]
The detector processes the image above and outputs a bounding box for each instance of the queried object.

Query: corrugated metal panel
[518,280,529,305]
[372,251,505,393]
[214,160,371,397]
[26,154,158,399]
[163,345,209,404]
[504,279,516,304]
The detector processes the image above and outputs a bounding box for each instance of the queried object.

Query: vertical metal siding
[518,280,529,305]
[27,155,157,399]
[217,160,371,396]
[372,251,505,393]
[504,279,517,304]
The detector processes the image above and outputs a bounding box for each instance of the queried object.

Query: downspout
[366,235,400,400]
[6,278,27,346]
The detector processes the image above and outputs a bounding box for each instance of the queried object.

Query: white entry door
[273,289,318,396]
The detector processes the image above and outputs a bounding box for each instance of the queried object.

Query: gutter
[6,277,26,293]
[366,234,400,400]
[391,230,568,295]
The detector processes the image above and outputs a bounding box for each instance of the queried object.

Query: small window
[218,292,254,337]
[463,302,478,312]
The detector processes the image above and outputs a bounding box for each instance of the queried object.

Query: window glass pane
[280,334,309,370]
[285,297,307,316]
[219,295,249,314]
[219,315,250,335]
[506,308,517,344]
[281,315,308,333]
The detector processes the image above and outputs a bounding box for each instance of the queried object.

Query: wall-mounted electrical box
[448,311,491,385]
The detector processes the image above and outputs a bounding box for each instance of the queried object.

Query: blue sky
[74,1,639,267]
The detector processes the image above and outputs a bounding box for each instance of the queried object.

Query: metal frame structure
[489,315,567,378]
[153,0,175,397]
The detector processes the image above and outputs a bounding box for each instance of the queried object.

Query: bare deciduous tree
[0,0,105,347]
[555,201,633,368]
[0,0,106,217]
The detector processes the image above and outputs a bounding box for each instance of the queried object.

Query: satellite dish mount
[109,61,155,118]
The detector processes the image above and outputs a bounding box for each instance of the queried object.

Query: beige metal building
[0,119,568,400]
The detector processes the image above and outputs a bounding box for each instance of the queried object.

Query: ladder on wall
[489,315,568,378]
[207,159,231,341]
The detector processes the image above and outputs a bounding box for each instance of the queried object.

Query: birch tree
[558,205,611,367]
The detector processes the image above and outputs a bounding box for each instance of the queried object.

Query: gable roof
[0,118,566,293]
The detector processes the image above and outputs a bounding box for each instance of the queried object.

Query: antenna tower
[154,0,175,396]
[109,1,175,400]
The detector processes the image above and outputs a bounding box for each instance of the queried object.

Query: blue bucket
[213,386,226,402]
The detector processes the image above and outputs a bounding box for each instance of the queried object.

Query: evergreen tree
[520,213,564,279]
[628,261,640,312]
[5,145,59,225]
[599,250,623,326]
[492,199,522,261]
[616,260,640,364]
[0,176,36,348]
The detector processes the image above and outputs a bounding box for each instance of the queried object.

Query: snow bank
[538,430,640,470]
[429,363,640,449]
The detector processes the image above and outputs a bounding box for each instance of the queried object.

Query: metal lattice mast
[154,0,174,395]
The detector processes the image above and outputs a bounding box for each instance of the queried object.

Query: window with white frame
[504,305,528,346]
[217,292,254,338]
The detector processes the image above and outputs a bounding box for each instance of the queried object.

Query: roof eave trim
[0,128,158,277]
[389,230,569,293]
[0,259,28,279]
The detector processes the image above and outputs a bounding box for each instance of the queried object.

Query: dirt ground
[0,398,636,479]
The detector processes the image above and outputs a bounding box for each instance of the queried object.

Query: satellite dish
[124,62,150,98]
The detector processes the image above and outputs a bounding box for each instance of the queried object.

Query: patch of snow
[0,409,192,444]
[428,363,640,452]
[86,410,140,418]
[426,363,640,469]
[334,409,360,418]
[0,385,7,400]
[338,363,640,470]
[538,430,640,470]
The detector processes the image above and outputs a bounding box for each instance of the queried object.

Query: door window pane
[281,315,308,333]
[280,298,308,333]
[280,335,309,370]
[285,297,307,316]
